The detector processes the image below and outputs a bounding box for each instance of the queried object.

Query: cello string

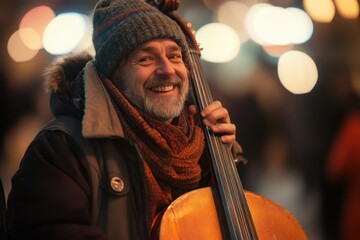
[190,52,251,239]
[212,135,246,238]
[196,50,256,236]
[189,52,254,239]
[213,134,250,238]
[188,52,239,237]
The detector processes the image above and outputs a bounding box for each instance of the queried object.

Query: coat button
[110,176,124,192]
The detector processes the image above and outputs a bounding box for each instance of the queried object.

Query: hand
[188,101,236,148]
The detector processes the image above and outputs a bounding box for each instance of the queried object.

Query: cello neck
[188,46,258,240]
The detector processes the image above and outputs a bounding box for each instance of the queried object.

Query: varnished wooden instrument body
[159,187,307,239]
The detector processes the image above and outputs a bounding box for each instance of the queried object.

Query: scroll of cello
[147,0,308,239]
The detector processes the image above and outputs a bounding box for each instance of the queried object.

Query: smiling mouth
[150,85,175,92]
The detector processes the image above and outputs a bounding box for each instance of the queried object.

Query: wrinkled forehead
[130,39,182,56]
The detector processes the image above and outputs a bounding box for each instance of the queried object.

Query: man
[6,0,239,239]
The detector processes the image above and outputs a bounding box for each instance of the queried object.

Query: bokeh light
[217,1,250,43]
[286,7,313,44]
[245,3,272,45]
[17,28,42,50]
[278,50,318,94]
[334,0,359,19]
[303,0,335,23]
[252,6,293,45]
[43,13,88,55]
[195,23,241,63]
[246,4,313,46]
[7,30,39,62]
[19,5,56,50]
[71,16,93,55]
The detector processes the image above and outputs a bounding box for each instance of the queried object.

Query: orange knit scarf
[102,78,205,227]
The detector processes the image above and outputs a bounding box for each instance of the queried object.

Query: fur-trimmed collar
[43,53,124,138]
[43,53,93,93]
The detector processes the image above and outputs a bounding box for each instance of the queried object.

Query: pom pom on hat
[92,0,189,77]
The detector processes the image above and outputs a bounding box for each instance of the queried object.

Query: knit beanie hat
[92,0,189,77]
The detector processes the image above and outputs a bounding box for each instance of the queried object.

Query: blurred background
[1,0,359,239]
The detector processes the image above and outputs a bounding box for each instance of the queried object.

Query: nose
[155,57,176,76]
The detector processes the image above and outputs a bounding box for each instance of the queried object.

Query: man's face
[114,39,189,123]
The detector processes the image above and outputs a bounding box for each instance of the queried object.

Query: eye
[168,53,183,63]
[137,56,154,66]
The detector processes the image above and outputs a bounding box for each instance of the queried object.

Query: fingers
[199,101,236,148]
[208,122,236,135]
[201,101,230,125]
[189,101,229,124]
[208,123,236,146]
[220,134,236,145]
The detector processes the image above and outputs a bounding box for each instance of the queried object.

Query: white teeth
[151,85,174,92]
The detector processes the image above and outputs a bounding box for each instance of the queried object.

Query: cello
[147,0,308,239]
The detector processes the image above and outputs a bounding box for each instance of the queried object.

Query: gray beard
[118,76,188,122]
[142,91,186,122]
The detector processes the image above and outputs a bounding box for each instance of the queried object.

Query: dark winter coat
[6,54,149,240]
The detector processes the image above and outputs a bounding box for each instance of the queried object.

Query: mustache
[144,75,183,89]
